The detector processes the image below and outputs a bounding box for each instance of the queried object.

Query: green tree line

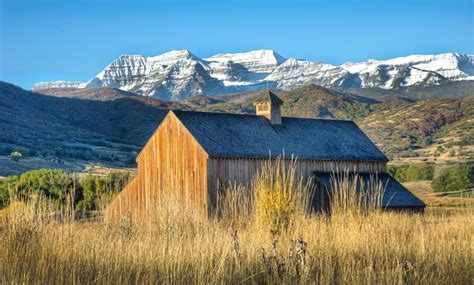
[432,163,474,193]
[389,162,474,193]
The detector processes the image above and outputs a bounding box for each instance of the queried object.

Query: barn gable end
[105,111,210,222]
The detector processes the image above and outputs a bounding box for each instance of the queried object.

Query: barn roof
[172,110,388,161]
[313,172,426,208]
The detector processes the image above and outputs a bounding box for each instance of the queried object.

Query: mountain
[33,81,87,89]
[34,50,474,100]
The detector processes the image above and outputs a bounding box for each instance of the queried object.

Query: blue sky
[1,0,473,89]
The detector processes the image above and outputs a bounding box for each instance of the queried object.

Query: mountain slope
[34,87,138,101]
[2,82,472,175]
[0,82,175,170]
[180,85,405,120]
[358,98,473,162]
[34,51,474,100]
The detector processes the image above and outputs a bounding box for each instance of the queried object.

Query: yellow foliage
[252,158,313,230]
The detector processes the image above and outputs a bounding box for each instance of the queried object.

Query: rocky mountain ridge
[33,50,474,100]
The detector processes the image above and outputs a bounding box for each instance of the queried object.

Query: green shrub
[432,163,474,192]
[389,163,434,182]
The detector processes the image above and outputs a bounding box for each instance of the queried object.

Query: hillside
[349,80,474,100]
[358,98,473,163]
[1,81,472,175]
[184,85,386,120]
[33,87,138,101]
[0,82,174,174]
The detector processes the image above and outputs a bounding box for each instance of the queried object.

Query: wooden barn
[105,90,425,222]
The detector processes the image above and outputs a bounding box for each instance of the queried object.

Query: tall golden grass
[329,171,385,217]
[1,161,473,284]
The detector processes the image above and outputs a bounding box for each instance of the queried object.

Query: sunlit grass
[1,162,472,284]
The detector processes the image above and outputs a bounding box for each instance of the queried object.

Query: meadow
[0,162,472,284]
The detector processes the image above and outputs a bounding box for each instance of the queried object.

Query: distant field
[0,154,139,177]
[403,180,474,207]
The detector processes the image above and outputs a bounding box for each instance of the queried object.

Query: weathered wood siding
[105,112,209,223]
[207,158,387,211]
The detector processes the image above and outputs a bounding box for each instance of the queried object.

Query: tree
[388,165,408,182]
[76,172,131,211]
[432,163,474,192]
[76,175,97,211]
[389,163,434,182]
[10,151,22,162]
[17,169,73,207]
[405,163,434,181]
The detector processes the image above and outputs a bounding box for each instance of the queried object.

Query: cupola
[253,90,283,125]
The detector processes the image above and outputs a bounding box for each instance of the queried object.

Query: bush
[10,151,23,162]
[432,163,474,192]
[388,163,434,182]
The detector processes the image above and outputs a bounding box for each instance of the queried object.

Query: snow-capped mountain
[33,80,87,89]
[33,50,474,100]
[84,50,224,100]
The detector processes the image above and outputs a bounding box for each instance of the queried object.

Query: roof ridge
[172,109,355,123]
[172,109,260,118]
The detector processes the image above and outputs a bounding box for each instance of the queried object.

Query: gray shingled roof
[254,90,284,105]
[313,172,426,208]
[172,110,388,161]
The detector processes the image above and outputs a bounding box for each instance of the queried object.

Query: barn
[105,90,425,222]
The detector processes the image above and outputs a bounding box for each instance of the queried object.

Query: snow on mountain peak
[149,49,199,62]
[33,80,86,90]
[205,49,285,65]
[35,50,474,100]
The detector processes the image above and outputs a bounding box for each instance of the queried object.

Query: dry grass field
[1,164,473,284]
[404,180,474,207]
